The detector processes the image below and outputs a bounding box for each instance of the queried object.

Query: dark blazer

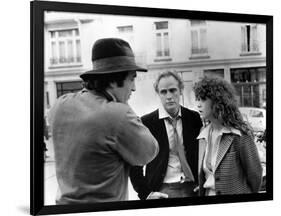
[130,106,202,200]
[198,133,263,196]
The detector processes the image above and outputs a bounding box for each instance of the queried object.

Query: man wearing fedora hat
[48,38,159,204]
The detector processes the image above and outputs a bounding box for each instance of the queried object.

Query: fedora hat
[80,38,147,79]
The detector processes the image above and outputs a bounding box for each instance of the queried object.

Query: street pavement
[44,139,139,205]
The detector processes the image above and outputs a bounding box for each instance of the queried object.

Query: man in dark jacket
[130,71,202,199]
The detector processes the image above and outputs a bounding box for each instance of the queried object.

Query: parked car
[239,107,266,132]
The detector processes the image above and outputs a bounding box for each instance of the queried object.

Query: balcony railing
[49,57,81,66]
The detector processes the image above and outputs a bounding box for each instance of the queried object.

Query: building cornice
[147,56,266,70]
[45,68,86,78]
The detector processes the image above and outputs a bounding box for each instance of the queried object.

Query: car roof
[239,107,265,112]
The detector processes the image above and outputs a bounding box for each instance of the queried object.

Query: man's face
[111,71,136,103]
[158,76,181,117]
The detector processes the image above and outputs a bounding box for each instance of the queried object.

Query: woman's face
[196,98,214,120]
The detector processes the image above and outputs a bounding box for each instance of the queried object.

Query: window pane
[59,41,66,63]
[204,69,224,78]
[74,29,79,36]
[246,25,251,52]
[155,21,168,30]
[67,40,74,63]
[200,29,207,53]
[50,31,56,38]
[163,32,169,56]
[58,29,72,37]
[117,25,133,33]
[241,26,247,52]
[56,81,83,98]
[50,42,58,65]
[251,25,259,52]
[191,30,199,54]
[156,33,162,56]
[76,40,81,62]
[190,20,206,26]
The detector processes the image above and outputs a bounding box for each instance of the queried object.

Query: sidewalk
[44,139,139,205]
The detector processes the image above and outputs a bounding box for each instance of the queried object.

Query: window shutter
[251,25,258,52]
[200,28,207,53]
[191,30,198,54]
[241,26,247,52]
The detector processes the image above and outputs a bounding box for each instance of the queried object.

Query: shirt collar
[105,90,117,102]
[83,88,116,102]
[197,123,241,140]
[158,104,182,120]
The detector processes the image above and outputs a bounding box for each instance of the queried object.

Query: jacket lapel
[215,134,234,171]
[154,110,170,151]
[181,107,190,149]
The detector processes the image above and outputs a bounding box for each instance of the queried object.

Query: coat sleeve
[130,165,153,200]
[239,134,263,192]
[115,106,159,166]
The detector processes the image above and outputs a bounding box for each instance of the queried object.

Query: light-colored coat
[48,89,159,204]
[198,132,263,195]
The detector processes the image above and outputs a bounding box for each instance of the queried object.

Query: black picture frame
[31,0,273,215]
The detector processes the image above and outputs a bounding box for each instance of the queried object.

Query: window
[154,21,170,58]
[241,24,259,53]
[117,25,133,33]
[190,20,208,55]
[117,25,134,48]
[204,69,224,78]
[49,29,81,66]
[56,81,83,98]
[231,67,266,108]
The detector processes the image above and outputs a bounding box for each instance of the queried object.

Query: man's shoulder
[181,106,200,117]
[141,109,159,121]
[105,102,131,115]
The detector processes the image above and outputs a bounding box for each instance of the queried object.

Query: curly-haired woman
[193,76,263,196]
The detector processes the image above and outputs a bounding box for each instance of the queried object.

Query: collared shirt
[105,90,117,102]
[197,123,241,195]
[159,105,187,183]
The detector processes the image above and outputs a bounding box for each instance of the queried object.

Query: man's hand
[147,192,169,199]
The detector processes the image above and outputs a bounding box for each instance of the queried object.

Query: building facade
[44,12,266,117]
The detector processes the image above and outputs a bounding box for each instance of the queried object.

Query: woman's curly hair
[193,76,252,135]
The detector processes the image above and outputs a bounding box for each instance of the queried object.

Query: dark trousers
[159,181,198,198]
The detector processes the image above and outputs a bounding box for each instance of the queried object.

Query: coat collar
[197,123,242,171]
[82,88,115,102]
[158,105,182,120]
[197,123,241,140]
[215,135,235,170]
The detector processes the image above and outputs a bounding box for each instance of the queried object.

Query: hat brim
[80,65,147,80]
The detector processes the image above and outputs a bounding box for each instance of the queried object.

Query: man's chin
[165,106,179,116]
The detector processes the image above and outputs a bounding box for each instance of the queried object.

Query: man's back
[49,89,159,204]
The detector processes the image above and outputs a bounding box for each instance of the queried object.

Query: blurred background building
[44,12,266,119]
[43,12,267,204]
